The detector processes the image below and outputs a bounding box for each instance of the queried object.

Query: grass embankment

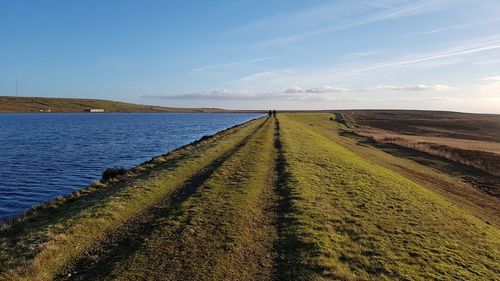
[302,114,500,227]
[0,117,266,280]
[277,114,499,280]
[1,113,498,280]
[0,96,227,113]
[96,114,278,280]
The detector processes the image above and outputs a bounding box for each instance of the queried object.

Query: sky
[1,0,500,113]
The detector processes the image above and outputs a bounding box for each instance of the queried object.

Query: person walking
[272,109,277,117]
[268,110,272,118]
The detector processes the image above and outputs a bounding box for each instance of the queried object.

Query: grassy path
[96,116,278,280]
[1,114,498,280]
[55,119,269,280]
[0,117,267,280]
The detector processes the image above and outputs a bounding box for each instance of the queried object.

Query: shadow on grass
[54,119,268,281]
[0,118,263,273]
[0,133,215,272]
[272,118,320,281]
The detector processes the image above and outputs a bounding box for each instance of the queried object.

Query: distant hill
[0,96,231,113]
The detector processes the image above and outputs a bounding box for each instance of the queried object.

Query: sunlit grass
[0,118,264,280]
[1,113,498,281]
[105,117,277,280]
[277,113,499,280]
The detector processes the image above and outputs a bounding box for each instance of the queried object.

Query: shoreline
[0,115,264,227]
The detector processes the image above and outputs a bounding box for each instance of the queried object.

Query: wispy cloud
[193,55,284,72]
[351,35,500,73]
[376,84,454,91]
[475,75,500,95]
[480,75,500,82]
[473,58,500,65]
[144,89,257,100]
[142,83,452,102]
[234,69,295,82]
[404,18,500,37]
[283,86,353,93]
[142,85,358,101]
[228,35,500,88]
[223,1,379,35]
[216,0,251,15]
[306,86,353,93]
[342,50,380,59]
[233,0,450,48]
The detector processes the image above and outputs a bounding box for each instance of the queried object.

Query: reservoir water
[0,112,261,221]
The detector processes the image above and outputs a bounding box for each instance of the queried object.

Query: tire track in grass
[235,118,280,281]
[271,118,317,281]
[104,117,277,280]
[54,119,269,281]
[0,117,266,281]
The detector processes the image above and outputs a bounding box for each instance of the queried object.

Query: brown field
[340,110,500,142]
[335,110,500,196]
[352,129,500,177]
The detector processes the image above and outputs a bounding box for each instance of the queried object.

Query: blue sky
[1,0,500,112]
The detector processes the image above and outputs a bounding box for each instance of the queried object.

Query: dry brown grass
[340,110,500,142]
[355,129,500,154]
[354,128,500,177]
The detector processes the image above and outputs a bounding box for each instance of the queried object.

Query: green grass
[290,113,500,228]
[277,114,499,280]
[0,117,265,280]
[102,116,277,280]
[1,113,498,281]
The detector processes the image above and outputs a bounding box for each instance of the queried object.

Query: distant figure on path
[273,109,277,117]
[268,110,272,118]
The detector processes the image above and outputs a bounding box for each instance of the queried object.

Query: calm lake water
[0,113,261,221]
